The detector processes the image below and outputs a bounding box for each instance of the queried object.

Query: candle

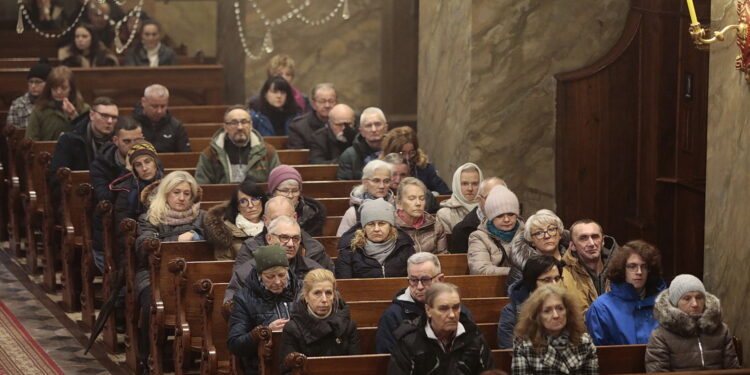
[686,0,699,24]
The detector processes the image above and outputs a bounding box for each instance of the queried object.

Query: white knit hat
[484,185,519,220]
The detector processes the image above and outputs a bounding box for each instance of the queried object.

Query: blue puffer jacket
[585,281,665,346]
[227,268,301,375]
[497,280,531,349]
[251,109,298,137]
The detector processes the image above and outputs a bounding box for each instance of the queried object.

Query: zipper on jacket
[698,338,705,368]
[382,265,386,277]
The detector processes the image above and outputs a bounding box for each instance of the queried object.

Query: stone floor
[0,242,128,375]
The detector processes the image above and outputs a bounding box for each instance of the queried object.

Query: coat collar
[653,289,723,336]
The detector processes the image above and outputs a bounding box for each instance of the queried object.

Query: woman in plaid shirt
[512,285,598,374]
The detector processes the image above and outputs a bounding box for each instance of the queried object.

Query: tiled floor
[0,242,127,374]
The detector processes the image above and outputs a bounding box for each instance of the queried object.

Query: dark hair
[257,76,300,116]
[521,255,563,292]
[35,66,84,111]
[92,96,115,109]
[223,104,250,123]
[62,23,116,67]
[568,218,602,238]
[140,19,161,33]
[114,116,142,135]
[607,240,662,291]
[224,176,268,223]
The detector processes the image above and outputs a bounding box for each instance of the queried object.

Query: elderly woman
[27,66,88,141]
[645,274,740,372]
[335,198,415,279]
[203,176,268,260]
[228,245,301,375]
[468,185,524,278]
[509,209,567,286]
[512,284,598,374]
[388,283,494,374]
[586,240,666,345]
[336,159,394,237]
[394,177,447,254]
[497,255,563,349]
[436,163,483,234]
[267,165,327,236]
[58,23,118,67]
[250,76,301,137]
[380,126,451,195]
[280,269,360,373]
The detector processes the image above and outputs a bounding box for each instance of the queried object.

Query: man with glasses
[132,84,191,153]
[195,105,281,184]
[375,252,475,354]
[309,103,357,164]
[287,83,338,149]
[337,106,388,180]
[7,59,51,129]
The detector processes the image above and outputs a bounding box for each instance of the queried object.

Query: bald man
[450,177,507,253]
[309,103,357,164]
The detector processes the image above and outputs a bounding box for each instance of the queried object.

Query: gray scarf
[363,238,396,265]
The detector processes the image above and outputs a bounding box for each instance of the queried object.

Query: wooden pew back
[200,181,359,201]
[200,282,233,375]
[347,297,508,327]
[119,105,229,124]
[337,274,507,302]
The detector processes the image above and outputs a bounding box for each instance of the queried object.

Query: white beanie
[359,198,395,226]
[668,274,706,306]
[484,185,519,220]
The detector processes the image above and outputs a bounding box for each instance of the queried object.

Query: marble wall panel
[419,0,629,215]
[705,0,750,362]
[147,1,217,57]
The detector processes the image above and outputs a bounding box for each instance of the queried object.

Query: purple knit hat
[267,165,302,193]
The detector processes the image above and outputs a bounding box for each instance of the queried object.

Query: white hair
[407,252,442,275]
[361,159,393,181]
[144,84,169,98]
[267,215,300,235]
[360,107,387,125]
[311,82,336,99]
[479,177,507,195]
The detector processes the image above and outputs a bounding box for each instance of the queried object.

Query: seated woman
[388,282,494,374]
[512,284,598,374]
[267,165,326,236]
[249,76,301,137]
[645,274,740,372]
[380,126,451,195]
[336,159,394,237]
[203,176,267,260]
[335,198,415,279]
[266,54,309,113]
[468,185,523,276]
[280,269,360,373]
[509,209,567,286]
[497,255,563,349]
[394,177,447,254]
[27,66,88,141]
[58,23,118,67]
[134,170,205,369]
[228,244,301,375]
[124,20,177,66]
[436,163,483,234]
[586,240,666,345]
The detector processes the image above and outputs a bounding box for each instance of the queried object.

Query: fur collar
[653,289,723,337]
[203,202,236,249]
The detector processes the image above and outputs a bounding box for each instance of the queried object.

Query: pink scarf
[397,209,425,228]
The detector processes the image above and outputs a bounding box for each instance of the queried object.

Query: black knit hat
[27,59,51,81]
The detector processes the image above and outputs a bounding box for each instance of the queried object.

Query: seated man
[195,105,280,184]
[336,107,387,180]
[309,103,357,164]
[132,84,191,153]
[287,83,337,149]
[375,252,474,354]
[450,177,506,253]
[6,59,50,129]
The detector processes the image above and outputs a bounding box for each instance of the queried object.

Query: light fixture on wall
[685,0,750,81]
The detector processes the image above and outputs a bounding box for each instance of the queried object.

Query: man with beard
[309,103,357,164]
[195,105,281,184]
[6,59,51,128]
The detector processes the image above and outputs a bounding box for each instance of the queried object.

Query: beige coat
[436,196,471,235]
[394,213,448,254]
[467,219,524,275]
[202,202,258,260]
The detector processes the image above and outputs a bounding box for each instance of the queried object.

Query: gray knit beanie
[359,198,395,226]
[668,274,706,306]
[254,244,289,273]
[484,185,520,219]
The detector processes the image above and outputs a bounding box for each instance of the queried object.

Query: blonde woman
[509,209,568,286]
[394,177,447,254]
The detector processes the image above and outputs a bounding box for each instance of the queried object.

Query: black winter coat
[336,133,379,180]
[131,102,191,153]
[227,269,301,375]
[280,297,361,374]
[308,125,355,164]
[334,230,415,279]
[47,114,103,203]
[296,195,326,236]
[90,142,130,203]
[286,111,326,149]
[388,314,494,375]
[450,207,480,253]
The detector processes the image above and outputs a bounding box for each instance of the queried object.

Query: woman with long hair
[380,126,451,195]
[58,23,118,67]
[27,66,88,140]
[249,76,301,136]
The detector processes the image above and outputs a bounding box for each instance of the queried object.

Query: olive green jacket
[194,129,280,184]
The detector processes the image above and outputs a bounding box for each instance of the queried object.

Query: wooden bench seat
[200,181,359,201]
[337,274,507,302]
[157,149,309,167]
[166,164,339,182]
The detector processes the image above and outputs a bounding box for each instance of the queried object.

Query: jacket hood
[439,195,466,209]
[289,295,351,345]
[653,289,723,337]
[203,201,247,249]
[392,288,424,317]
[508,280,532,306]
[609,280,665,302]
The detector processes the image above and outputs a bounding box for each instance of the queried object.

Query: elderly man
[561,219,620,313]
[382,152,439,214]
[7,59,50,128]
[309,103,357,164]
[287,83,337,149]
[336,107,388,180]
[450,177,506,253]
[132,84,190,153]
[195,105,280,184]
[375,253,475,354]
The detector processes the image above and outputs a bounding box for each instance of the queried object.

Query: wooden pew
[94,200,118,352]
[56,168,91,312]
[337,274,507,302]
[201,181,359,201]
[120,105,229,124]
[121,219,141,373]
[156,149,309,167]
[0,55,217,69]
[347,297,508,327]
[0,65,225,109]
[168,164,339,183]
[4,126,29,257]
[200,282,235,375]
[0,30,58,58]
[18,138,53,275]
[322,216,342,237]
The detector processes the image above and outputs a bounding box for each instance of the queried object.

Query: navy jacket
[334,230,415,279]
[131,102,191,153]
[497,280,531,349]
[450,207,480,253]
[412,163,452,195]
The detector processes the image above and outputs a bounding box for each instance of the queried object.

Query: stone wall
[418,0,629,215]
[145,1,217,57]
[704,0,750,362]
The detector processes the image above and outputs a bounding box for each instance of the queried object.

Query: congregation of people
[5,4,744,374]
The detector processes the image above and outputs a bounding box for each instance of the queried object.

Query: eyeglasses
[531,226,559,240]
[225,119,252,127]
[407,274,440,286]
[399,150,416,158]
[275,188,300,197]
[271,233,302,244]
[238,197,262,207]
[537,275,563,284]
[367,178,391,186]
[626,263,649,272]
[314,98,336,105]
[92,109,119,121]
[28,78,45,85]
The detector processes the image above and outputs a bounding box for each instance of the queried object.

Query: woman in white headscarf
[436,163,483,234]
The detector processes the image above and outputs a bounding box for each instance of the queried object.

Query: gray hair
[479,177,507,195]
[382,152,406,165]
[144,84,169,98]
[267,215,300,235]
[523,209,564,242]
[424,282,460,307]
[407,252,442,275]
[223,104,250,122]
[361,159,393,180]
[360,106,387,125]
[311,82,336,100]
